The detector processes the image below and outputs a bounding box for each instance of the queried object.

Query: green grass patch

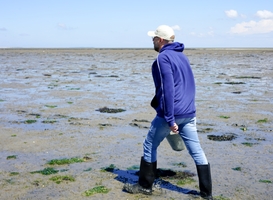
[30,167,59,175]
[47,157,84,165]
[7,155,17,160]
[10,172,19,176]
[11,134,17,137]
[259,179,272,183]
[177,177,195,185]
[49,175,75,184]
[24,119,37,124]
[219,115,230,119]
[45,105,57,108]
[67,101,73,104]
[83,186,110,196]
[256,118,268,123]
[0,99,5,102]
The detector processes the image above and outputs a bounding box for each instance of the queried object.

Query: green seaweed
[259,179,272,183]
[175,162,187,168]
[177,177,196,185]
[127,165,139,170]
[219,115,230,119]
[47,157,84,165]
[49,175,75,184]
[96,106,126,113]
[256,118,268,123]
[208,134,237,141]
[224,82,245,85]
[45,105,57,108]
[83,167,92,172]
[214,195,230,200]
[24,119,37,124]
[42,120,57,124]
[83,186,110,196]
[101,164,116,172]
[10,172,19,176]
[242,142,258,147]
[30,167,59,175]
[232,167,242,171]
[7,155,17,160]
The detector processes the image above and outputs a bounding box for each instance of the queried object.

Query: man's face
[152,37,161,52]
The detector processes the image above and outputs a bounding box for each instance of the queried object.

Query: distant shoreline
[1,47,273,51]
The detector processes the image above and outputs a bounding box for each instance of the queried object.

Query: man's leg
[123,116,169,194]
[178,117,212,199]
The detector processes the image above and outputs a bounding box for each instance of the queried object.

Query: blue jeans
[143,116,208,165]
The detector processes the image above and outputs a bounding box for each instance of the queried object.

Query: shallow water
[0,48,273,199]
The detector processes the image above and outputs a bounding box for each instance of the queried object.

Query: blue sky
[1,0,273,48]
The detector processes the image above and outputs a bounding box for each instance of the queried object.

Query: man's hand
[170,123,179,133]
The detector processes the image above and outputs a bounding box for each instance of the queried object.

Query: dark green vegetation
[101,164,116,172]
[207,133,237,141]
[31,167,59,175]
[232,167,242,171]
[24,119,37,124]
[7,155,17,159]
[96,106,126,113]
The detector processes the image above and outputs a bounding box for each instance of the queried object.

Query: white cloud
[256,10,273,19]
[225,10,238,18]
[172,25,180,30]
[230,19,273,34]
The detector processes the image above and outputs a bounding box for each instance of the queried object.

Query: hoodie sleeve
[157,54,175,127]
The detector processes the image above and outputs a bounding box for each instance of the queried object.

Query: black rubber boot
[123,157,156,195]
[196,163,213,200]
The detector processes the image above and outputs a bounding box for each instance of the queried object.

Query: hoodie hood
[160,42,184,53]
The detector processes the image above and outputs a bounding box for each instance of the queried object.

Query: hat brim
[147,31,156,37]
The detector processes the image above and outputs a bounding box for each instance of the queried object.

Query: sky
[1,0,273,48]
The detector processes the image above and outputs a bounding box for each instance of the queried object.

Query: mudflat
[0,48,272,200]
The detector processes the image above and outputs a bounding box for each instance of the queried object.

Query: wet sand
[0,48,273,200]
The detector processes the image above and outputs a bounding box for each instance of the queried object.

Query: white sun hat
[147,25,175,41]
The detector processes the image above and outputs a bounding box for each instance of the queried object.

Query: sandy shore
[0,48,272,200]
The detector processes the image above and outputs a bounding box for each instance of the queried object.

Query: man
[123,25,213,200]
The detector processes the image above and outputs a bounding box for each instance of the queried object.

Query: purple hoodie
[150,42,196,127]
